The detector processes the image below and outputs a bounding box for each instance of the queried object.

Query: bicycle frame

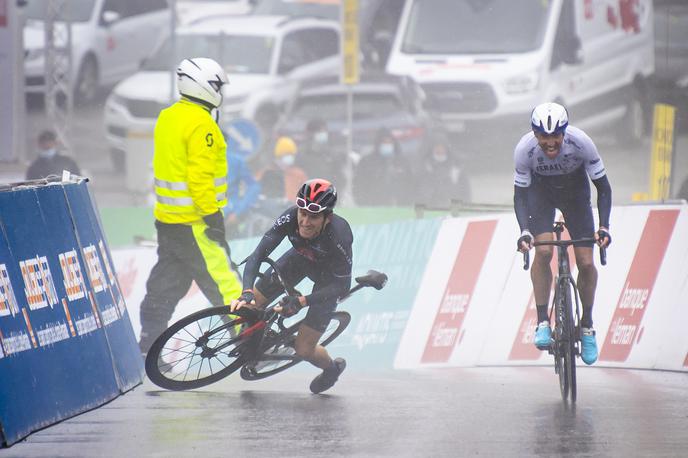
[522,221,607,402]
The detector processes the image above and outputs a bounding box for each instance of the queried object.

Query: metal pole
[169,0,177,103]
[44,0,72,153]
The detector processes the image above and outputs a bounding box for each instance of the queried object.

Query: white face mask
[379,143,394,157]
[433,153,448,163]
[40,148,57,159]
[279,155,295,167]
[314,131,328,144]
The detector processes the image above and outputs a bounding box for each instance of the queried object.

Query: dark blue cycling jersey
[241,206,353,307]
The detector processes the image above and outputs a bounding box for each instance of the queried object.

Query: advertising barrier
[111,204,687,377]
[395,204,688,372]
[0,180,143,447]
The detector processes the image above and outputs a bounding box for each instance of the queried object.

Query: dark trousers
[139,221,241,352]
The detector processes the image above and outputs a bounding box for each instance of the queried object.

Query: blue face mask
[379,143,394,157]
[40,148,57,159]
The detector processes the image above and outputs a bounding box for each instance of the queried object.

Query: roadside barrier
[110,204,688,374]
[0,179,143,447]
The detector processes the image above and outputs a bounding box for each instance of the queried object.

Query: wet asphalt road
[2,366,687,458]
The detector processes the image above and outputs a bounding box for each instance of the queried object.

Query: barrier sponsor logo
[421,220,497,363]
[0,263,20,317]
[20,256,59,310]
[59,249,86,302]
[600,209,679,361]
[352,310,409,350]
[83,245,107,293]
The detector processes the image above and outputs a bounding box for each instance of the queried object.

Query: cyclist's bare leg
[573,246,597,319]
[531,233,554,306]
[294,323,332,370]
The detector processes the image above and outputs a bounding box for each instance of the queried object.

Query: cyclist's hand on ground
[595,228,612,248]
[275,295,303,317]
[230,290,255,312]
[517,230,533,253]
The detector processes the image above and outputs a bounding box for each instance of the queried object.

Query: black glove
[278,296,303,317]
[238,290,255,305]
[596,229,612,247]
[516,231,533,252]
[203,211,226,243]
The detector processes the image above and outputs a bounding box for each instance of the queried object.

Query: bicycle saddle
[355,270,388,290]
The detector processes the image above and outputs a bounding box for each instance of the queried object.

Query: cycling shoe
[534,321,552,350]
[580,327,598,365]
[310,357,346,394]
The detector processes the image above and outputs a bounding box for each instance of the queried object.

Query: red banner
[421,220,497,363]
[599,209,679,361]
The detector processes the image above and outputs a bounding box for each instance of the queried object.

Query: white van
[386,0,654,146]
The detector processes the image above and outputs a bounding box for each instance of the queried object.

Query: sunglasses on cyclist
[296,197,327,213]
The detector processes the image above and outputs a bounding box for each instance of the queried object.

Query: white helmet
[176,57,228,108]
[531,102,569,135]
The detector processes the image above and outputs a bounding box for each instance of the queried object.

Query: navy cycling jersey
[242,206,353,305]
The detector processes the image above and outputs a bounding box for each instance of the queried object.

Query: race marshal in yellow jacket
[139,57,242,354]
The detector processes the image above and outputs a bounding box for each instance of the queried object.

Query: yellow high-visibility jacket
[153,99,228,224]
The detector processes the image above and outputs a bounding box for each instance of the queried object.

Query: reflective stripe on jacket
[153,99,228,224]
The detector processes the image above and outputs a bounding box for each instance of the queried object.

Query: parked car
[274,72,439,160]
[103,14,340,170]
[176,0,253,26]
[22,0,171,104]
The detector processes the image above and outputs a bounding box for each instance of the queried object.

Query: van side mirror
[101,10,121,26]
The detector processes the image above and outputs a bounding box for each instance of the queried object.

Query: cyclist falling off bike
[513,102,612,365]
[230,178,351,393]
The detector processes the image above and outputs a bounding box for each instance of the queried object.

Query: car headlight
[504,71,540,95]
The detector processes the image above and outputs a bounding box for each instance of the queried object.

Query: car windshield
[252,0,339,20]
[292,92,402,121]
[143,34,275,74]
[24,0,96,22]
[402,0,552,54]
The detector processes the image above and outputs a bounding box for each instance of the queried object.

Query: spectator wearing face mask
[296,118,347,195]
[25,129,82,180]
[353,128,414,206]
[418,134,471,206]
[258,136,307,200]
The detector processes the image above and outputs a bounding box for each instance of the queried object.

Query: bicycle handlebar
[522,238,607,270]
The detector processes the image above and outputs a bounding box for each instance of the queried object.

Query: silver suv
[103,14,340,170]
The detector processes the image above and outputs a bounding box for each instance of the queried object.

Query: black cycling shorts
[527,184,595,247]
[255,248,337,333]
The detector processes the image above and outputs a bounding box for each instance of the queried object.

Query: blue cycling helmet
[531,102,569,135]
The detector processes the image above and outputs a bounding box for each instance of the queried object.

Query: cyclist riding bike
[513,102,612,365]
[230,178,352,393]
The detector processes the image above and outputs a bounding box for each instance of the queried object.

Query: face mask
[433,153,448,163]
[379,143,394,157]
[279,155,295,167]
[40,148,57,159]
[314,131,328,144]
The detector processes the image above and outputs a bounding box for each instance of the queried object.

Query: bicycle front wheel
[145,306,253,391]
[240,311,351,381]
[556,278,577,402]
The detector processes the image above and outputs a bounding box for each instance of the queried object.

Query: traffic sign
[224,118,261,157]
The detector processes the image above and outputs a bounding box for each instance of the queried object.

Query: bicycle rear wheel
[145,306,254,391]
[240,311,351,380]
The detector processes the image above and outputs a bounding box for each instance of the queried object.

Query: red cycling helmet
[296,179,337,214]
